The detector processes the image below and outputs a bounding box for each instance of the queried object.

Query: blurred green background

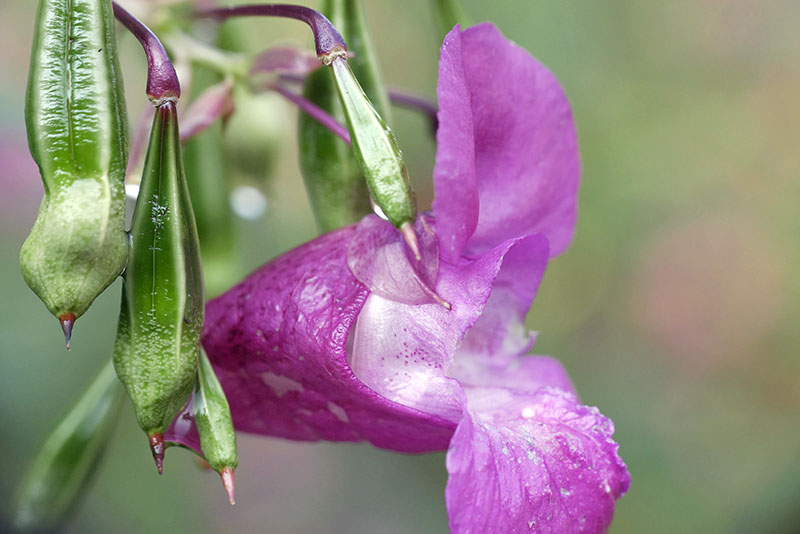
[2,1,799,532]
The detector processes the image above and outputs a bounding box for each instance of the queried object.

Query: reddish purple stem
[279,72,439,134]
[112,2,181,101]
[195,4,346,58]
[268,83,351,144]
[386,91,439,134]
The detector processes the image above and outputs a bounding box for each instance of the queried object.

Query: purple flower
[169,23,629,533]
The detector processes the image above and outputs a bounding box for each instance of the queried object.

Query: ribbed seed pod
[298,0,370,233]
[21,0,129,345]
[340,0,392,122]
[193,348,238,504]
[182,65,238,298]
[13,360,123,532]
[113,101,203,472]
[330,56,417,230]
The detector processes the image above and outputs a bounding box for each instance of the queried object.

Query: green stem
[431,0,470,37]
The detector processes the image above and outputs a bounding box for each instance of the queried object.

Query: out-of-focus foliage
[1,1,799,532]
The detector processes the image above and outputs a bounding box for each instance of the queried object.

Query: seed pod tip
[58,313,75,350]
[148,432,165,474]
[220,467,236,505]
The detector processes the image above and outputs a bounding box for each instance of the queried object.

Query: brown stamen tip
[220,467,236,505]
[59,313,76,350]
[148,432,165,474]
[400,222,422,261]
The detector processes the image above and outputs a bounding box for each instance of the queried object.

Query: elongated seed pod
[340,0,391,122]
[21,0,129,344]
[113,101,203,472]
[182,66,238,298]
[298,0,368,233]
[13,360,123,532]
[193,348,238,504]
[298,0,395,233]
[298,64,369,232]
[330,57,417,229]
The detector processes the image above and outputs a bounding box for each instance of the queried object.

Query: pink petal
[200,227,455,453]
[457,233,549,362]
[433,24,580,259]
[432,26,478,263]
[249,46,322,77]
[349,232,549,421]
[450,355,576,397]
[346,215,441,306]
[445,387,629,534]
[180,79,235,142]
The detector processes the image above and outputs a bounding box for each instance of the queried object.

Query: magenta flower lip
[167,23,629,533]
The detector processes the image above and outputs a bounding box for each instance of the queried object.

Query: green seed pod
[13,360,123,532]
[298,62,369,232]
[298,0,395,233]
[21,0,129,344]
[182,66,238,298]
[298,0,367,234]
[113,101,203,473]
[330,57,417,230]
[193,348,238,504]
[430,0,470,39]
[340,0,391,122]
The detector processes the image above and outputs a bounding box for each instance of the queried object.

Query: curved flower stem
[195,3,420,256]
[386,90,439,134]
[268,83,351,144]
[195,4,346,60]
[279,73,439,135]
[112,2,181,102]
[163,31,250,83]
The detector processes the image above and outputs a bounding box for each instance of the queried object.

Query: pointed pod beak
[148,432,165,474]
[59,312,76,350]
[220,467,236,505]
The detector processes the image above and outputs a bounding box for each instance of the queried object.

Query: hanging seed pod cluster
[16,0,239,522]
[17,0,431,529]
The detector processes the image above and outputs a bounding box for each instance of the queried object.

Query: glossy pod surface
[21,0,129,324]
[113,102,203,440]
[298,0,368,233]
[298,0,395,233]
[193,348,238,475]
[331,57,416,229]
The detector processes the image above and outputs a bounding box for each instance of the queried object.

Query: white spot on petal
[327,401,349,423]
[260,372,303,397]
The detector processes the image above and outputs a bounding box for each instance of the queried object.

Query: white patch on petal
[260,372,303,397]
[327,401,349,423]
